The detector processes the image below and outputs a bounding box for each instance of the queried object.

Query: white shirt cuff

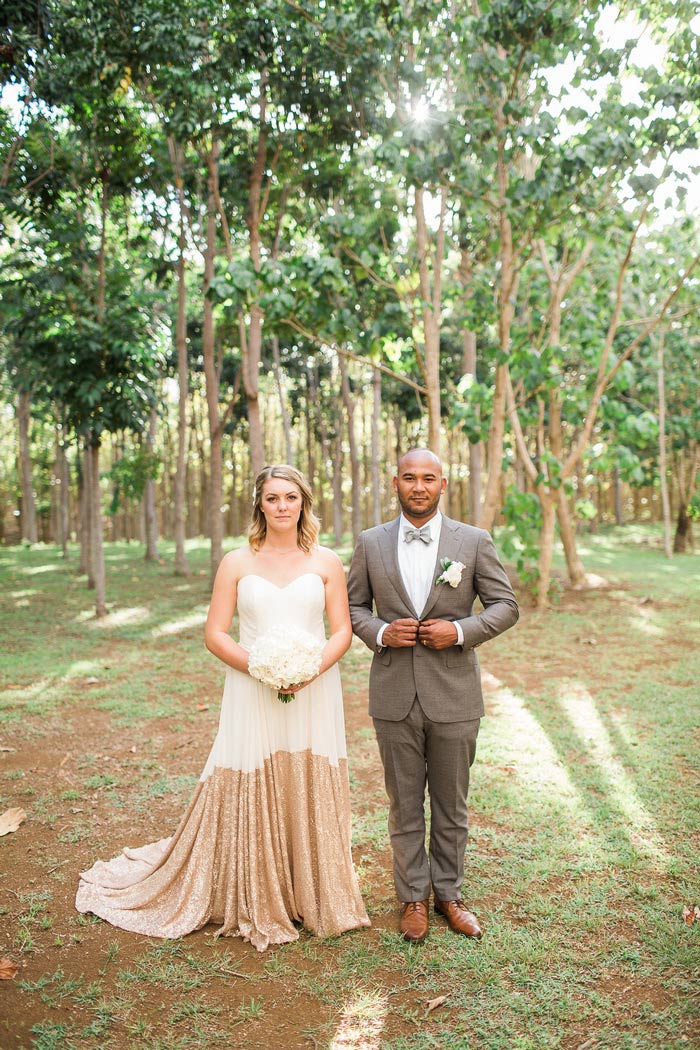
[376,624,388,650]
[454,622,464,646]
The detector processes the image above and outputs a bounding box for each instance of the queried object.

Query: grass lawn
[0,525,698,1049]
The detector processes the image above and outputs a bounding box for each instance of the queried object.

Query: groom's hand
[418,619,459,650]
[383,618,420,647]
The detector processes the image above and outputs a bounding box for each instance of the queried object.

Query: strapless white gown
[75,573,370,950]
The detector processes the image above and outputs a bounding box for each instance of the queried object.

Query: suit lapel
[378,517,420,617]
[420,516,466,620]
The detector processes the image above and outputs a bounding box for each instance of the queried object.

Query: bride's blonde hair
[248,465,320,553]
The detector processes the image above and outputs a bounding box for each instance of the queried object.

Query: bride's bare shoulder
[219,546,254,579]
[315,545,345,578]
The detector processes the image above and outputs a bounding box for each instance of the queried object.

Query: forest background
[1,0,699,614]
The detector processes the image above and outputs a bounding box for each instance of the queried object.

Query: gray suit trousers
[373,697,480,901]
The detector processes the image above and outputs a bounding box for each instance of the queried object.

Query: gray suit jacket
[347,515,519,722]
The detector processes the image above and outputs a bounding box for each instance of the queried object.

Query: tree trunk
[339,356,362,541]
[673,504,691,553]
[536,490,557,610]
[17,389,38,543]
[229,444,241,537]
[462,330,482,525]
[479,128,518,530]
[272,336,293,464]
[241,79,268,479]
[371,368,382,526]
[305,369,317,499]
[414,186,444,457]
[556,488,587,587]
[331,432,344,545]
[144,405,159,561]
[479,364,508,529]
[202,166,224,577]
[81,444,95,584]
[55,427,70,557]
[613,467,623,526]
[657,330,672,558]
[89,439,107,617]
[173,145,189,576]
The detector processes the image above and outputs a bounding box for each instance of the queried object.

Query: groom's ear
[440,476,447,494]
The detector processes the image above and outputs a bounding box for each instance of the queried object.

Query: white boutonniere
[436,558,465,587]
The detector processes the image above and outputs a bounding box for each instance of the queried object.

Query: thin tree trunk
[613,467,623,525]
[556,488,587,587]
[89,439,107,617]
[305,370,317,498]
[202,166,224,577]
[82,443,95,585]
[272,336,293,464]
[673,448,697,552]
[55,427,70,557]
[657,329,672,558]
[331,432,344,546]
[144,405,159,561]
[173,145,189,576]
[462,330,482,525]
[339,356,362,541]
[229,444,241,537]
[17,389,38,543]
[241,77,268,478]
[479,122,519,530]
[414,186,445,457]
[536,491,556,610]
[372,368,382,526]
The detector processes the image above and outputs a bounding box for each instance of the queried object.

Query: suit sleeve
[347,532,389,652]
[456,529,519,649]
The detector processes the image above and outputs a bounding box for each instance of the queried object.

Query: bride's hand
[285,675,318,694]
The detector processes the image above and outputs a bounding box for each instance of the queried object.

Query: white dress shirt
[376,512,463,648]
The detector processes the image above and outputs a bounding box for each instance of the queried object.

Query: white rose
[442,561,465,587]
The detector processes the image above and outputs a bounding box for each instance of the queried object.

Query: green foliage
[108,448,161,514]
[447,374,493,444]
[498,486,542,592]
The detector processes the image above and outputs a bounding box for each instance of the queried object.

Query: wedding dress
[76,573,370,950]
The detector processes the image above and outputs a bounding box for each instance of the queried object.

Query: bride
[76,464,369,950]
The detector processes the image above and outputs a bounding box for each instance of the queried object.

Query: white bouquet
[247,625,325,703]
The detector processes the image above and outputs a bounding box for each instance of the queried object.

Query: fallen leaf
[0,747,16,753]
[195,704,209,712]
[0,958,19,980]
[582,637,597,645]
[0,808,27,837]
[85,677,100,685]
[130,745,137,753]
[426,994,449,1015]
[682,906,697,926]
[59,753,70,768]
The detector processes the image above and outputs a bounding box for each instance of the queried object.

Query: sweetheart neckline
[237,572,325,591]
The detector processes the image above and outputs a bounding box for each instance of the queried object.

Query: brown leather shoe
[399,900,429,942]
[434,899,482,938]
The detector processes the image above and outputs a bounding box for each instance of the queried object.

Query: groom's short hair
[397,448,443,473]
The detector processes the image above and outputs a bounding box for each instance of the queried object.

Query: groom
[347,448,518,942]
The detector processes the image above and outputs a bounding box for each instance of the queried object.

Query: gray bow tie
[404,525,432,544]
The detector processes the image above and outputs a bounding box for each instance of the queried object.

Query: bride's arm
[318,550,353,675]
[204,552,250,673]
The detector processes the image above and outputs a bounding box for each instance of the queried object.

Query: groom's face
[394,452,446,524]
